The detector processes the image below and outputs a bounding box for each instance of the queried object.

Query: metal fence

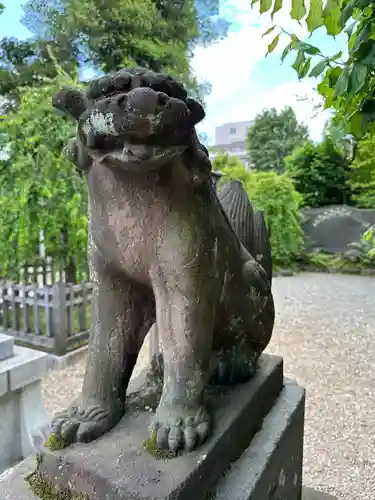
[0,281,93,355]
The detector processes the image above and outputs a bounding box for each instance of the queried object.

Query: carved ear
[52,89,89,121]
[186,98,205,126]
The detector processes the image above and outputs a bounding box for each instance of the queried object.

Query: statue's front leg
[49,254,154,447]
[149,264,218,453]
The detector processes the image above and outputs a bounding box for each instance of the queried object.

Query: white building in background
[210,120,253,168]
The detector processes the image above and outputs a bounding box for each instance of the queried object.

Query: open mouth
[92,143,187,164]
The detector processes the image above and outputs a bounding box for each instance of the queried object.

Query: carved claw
[150,405,211,453]
[49,402,121,447]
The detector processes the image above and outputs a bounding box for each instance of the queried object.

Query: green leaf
[309,59,328,77]
[361,42,375,64]
[301,43,320,55]
[281,42,293,62]
[323,0,342,35]
[290,0,306,21]
[299,58,311,78]
[327,66,342,86]
[267,34,280,55]
[352,22,370,54]
[306,0,323,32]
[271,0,283,18]
[292,49,306,73]
[349,63,368,94]
[348,112,365,138]
[260,0,273,13]
[340,1,355,27]
[345,21,356,38]
[329,50,343,61]
[263,25,276,37]
[334,68,349,97]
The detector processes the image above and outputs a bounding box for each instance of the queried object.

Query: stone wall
[302,205,375,253]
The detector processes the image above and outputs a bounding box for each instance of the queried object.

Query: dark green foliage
[285,139,352,208]
[0,38,77,112]
[246,107,309,173]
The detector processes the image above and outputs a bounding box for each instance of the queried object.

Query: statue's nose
[156,92,169,108]
[115,93,128,107]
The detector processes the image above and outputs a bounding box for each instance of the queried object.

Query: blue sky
[1,0,346,143]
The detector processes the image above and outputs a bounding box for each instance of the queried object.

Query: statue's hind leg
[210,258,274,386]
[49,253,155,447]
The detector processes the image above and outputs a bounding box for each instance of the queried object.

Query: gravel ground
[42,272,375,500]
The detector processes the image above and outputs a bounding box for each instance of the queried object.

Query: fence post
[52,281,67,356]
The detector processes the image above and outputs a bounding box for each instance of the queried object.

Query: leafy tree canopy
[257,0,375,138]
[0,0,230,109]
[0,71,88,279]
[246,106,309,173]
[0,38,77,112]
[285,138,352,208]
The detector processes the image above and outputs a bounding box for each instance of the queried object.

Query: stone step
[0,333,14,362]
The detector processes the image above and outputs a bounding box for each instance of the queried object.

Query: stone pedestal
[0,334,50,474]
[0,354,307,500]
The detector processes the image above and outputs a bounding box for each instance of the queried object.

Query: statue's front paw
[47,400,122,449]
[150,405,211,453]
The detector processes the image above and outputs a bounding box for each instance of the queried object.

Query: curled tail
[217,179,273,286]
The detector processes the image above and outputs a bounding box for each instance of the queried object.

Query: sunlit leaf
[260,0,273,13]
[299,58,311,78]
[267,34,280,55]
[271,0,283,18]
[306,0,323,32]
[290,0,306,21]
[292,49,305,73]
[281,41,293,61]
[263,25,276,37]
[323,0,342,35]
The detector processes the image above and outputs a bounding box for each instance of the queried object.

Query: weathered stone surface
[0,345,50,474]
[302,487,337,500]
[302,205,373,253]
[38,354,283,500]
[0,346,49,392]
[0,334,14,362]
[217,180,273,285]
[214,379,305,500]
[0,457,39,500]
[0,370,7,397]
[47,67,276,454]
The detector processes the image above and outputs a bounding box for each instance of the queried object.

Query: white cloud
[192,0,330,144]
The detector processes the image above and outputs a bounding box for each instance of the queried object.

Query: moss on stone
[143,430,177,460]
[44,434,67,451]
[25,470,89,500]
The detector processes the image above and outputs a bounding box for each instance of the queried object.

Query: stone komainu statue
[49,67,275,454]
